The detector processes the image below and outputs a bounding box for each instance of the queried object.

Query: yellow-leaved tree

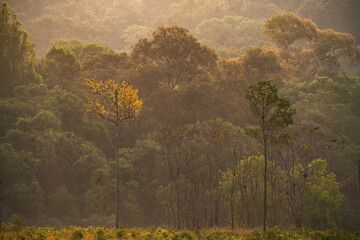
[81,78,143,228]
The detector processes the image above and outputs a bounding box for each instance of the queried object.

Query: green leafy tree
[220,155,343,229]
[47,185,76,221]
[272,125,344,228]
[0,97,37,138]
[49,41,133,83]
[77,119,113,158]
[43,87,84,131]
[245,80,295,231]
[30,130,108,225]
[130,139,162,226]
[281,76,360,173]
[0,143,44,222]
[42,46,81,90]
[0,1,40,97]
[273,127,332,227]
[158,119,248,229]
[221,155,288,228]
[304,171,343,229]
[78,44,132,82]
[15,110,61,133]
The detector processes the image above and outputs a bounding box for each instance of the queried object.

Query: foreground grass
[1,223,360,240]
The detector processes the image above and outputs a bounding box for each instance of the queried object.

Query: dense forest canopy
[5,0,360,57]
[1,0,360,232]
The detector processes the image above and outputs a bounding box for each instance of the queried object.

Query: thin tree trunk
[263,128,267,232]
[231,174,235,232]
[115,124,119,228]
[114,88,120,228]
[358,160,360,231]
[162,154,171,227]
[0,180,2,226]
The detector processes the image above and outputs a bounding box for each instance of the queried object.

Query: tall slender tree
[245,80,295,231]
[80,78,143,228]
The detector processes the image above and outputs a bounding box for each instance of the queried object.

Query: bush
[95,228,106,240]
[71,229,84,240]
[180,231,193,240]
[116,230,125,238]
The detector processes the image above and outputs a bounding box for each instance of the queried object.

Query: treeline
[1,1,360,231]
[6,0,360,57]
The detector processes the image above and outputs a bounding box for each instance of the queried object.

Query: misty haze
[1,0,360,239]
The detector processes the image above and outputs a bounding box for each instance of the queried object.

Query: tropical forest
[1,0,360,239]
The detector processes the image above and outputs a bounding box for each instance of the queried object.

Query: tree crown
[81,79,143,126]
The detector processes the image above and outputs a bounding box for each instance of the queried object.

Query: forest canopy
[1,0,360,232]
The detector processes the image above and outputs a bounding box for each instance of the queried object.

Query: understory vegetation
[1,217,360,240]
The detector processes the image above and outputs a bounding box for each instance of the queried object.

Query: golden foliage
[80,78,143,125]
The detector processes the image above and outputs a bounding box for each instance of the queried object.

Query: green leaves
[305,172,343,229]
[42,46,81,90]
[245,80,295,230]
[246,80,295,133]
[0,143,43,218]
[0,2,40,97]
[16,110,61,132]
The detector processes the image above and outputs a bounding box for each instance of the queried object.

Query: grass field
[1,222,360,240]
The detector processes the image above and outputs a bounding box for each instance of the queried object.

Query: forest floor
[1,223,360,240]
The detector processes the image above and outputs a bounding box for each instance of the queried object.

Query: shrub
[116,230,125,239]
[71,229,84,240]
[180,231,193,240]
[95,228,106,240]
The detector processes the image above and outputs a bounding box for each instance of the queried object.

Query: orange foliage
[80,78,143,125]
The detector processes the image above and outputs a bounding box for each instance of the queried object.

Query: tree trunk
[0,180,2,226]
[295,215,303,227]
[263,129,267,232]
[231,174,235,232]
[358,160,360,231]
[115,124,119,228]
